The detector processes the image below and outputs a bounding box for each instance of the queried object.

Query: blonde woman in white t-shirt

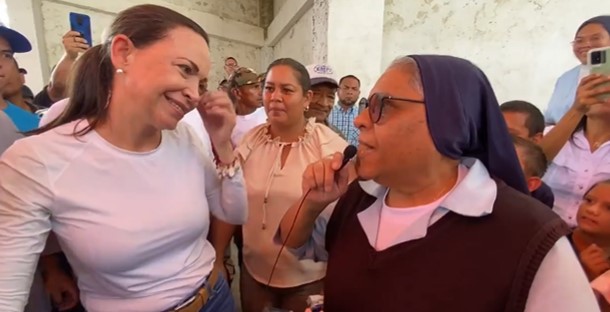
[0,4,247,312]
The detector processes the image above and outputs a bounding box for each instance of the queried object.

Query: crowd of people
[1,3,610,312]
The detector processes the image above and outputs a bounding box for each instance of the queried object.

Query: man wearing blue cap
[0,23,40,132]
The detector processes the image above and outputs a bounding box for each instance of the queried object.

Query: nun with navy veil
[278,54,599,311]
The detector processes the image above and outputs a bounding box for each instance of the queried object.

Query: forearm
[210,169,248,224]
[47,54,77,100]
[540,106,584,161]
[212,140,234,165]
[209,217,235,264]
[279,197,325,249]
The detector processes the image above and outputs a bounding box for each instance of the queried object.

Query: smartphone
[588,46,610,101]
[69,12,92,47]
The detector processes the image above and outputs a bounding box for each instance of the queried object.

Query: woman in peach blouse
[236,58,348,312]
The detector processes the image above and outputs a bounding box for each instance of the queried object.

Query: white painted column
[5,0,48,93]
[326,0,385,96]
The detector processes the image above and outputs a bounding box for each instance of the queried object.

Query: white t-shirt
[231,107,266,146]
[375,165,467,251]
[39,99,213,157]
[0,120,247,312]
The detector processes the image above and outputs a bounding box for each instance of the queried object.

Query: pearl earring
[116,68,124,74]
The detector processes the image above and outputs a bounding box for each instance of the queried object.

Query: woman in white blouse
[545,16,610,124]
[541,69,610,228]
[0,4,247,312]
[233,58,349,312]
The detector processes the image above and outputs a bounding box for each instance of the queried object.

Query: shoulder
[1,121,89,176]
[494,181,568,232]
[168,121,210,152]
[308,119,348,152]
[235,122,269,160]
[558,65,581,81]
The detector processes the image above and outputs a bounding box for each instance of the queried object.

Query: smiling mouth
[166,96,188,115]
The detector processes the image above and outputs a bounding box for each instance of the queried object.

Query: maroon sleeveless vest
[324,180,569,312]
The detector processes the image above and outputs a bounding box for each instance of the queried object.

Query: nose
[270,88,282,102]
[354,107,371,129]
[183,81,201,105]
[584,201,601,216]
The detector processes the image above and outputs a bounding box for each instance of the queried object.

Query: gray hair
[387,56,424,96]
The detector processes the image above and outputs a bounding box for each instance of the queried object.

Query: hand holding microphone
[301,145,357,212]
[270,145,357,287]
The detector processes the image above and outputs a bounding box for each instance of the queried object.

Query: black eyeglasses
[366,93,425,123]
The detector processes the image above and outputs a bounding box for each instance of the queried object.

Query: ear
[526,176,543,193]
[303,90,313,110]
[531,133,543,144]
[232,87,241,100]
[109,34,136,72]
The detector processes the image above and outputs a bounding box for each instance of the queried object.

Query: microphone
[266,145,357,287]
[338,145,357,172]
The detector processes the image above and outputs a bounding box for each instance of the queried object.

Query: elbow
[284,239,303,250]
[276,226,304,250]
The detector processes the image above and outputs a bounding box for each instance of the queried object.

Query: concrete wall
[273,0,288,17]
[382,0,609,110]
[272,7,313,64]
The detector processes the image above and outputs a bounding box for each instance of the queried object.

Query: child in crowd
[512,136,554,208]
[570,179,610,311]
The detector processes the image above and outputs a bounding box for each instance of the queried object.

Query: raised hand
[580,243,610,280]
[301,152,351,213]
[197,91,236,163]
[573,74,610,113]
[62,31,89,60]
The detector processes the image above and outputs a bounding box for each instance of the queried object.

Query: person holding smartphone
[544,16,610,124]
[33,30,89,109]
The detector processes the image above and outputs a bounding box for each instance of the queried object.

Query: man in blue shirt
[328,75,361,146]
[0,23,39,132]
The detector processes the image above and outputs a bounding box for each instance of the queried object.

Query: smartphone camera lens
[591,51,606,65]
